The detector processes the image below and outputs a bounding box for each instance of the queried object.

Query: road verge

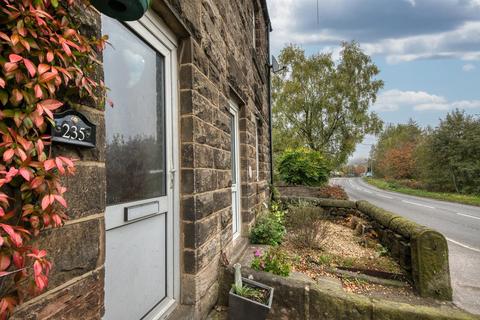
[363,178,480,207]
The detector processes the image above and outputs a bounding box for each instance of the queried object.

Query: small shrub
[318,185,349,200]
[286,204,331,249]
[397,179,426,190]
[318,254,333,266]
[278,147,330,186]
[251,247,291,277]
[250,203,286,246]
[270,183,281,201]
[341,257,355,268]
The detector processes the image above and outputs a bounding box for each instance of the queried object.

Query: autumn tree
[272,42,384,165]
[372,120,422,179]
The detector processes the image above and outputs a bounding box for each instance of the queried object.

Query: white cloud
[373,89,480,112]
[405,0,416,7]
[267,0,480,63]
[414,100,480,111]
[373,89,446,112]
[462,63,476,72]
[362,22,480,64]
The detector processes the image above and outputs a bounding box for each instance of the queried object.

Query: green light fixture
[91,0,151,21]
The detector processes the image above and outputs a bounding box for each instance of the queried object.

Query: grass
[364,177,480,207]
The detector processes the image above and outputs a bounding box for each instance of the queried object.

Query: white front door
[102,14,178,320]
[229,103,241,239]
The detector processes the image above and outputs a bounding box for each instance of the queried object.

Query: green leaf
[0,90,8,106]
[51,0,59,8]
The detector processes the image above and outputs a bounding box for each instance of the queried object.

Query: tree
[372,120,423,179]
[277,147,330,186]
[422,110,480,194]
[272,42,383,165]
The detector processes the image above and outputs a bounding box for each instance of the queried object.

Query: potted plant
[228,263,274,320]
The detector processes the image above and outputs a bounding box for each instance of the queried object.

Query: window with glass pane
[103,18,166,205]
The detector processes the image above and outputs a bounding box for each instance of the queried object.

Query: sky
[266,0,480,161]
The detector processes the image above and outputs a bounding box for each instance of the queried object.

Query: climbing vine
[0,0,105,317]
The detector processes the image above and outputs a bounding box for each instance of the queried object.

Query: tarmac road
[330,177,480,315]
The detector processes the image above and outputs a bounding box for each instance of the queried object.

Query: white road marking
[447,238,480,253]
[456,212,480,220]
[362,189,373,194]
[376,193,394,199]
[401,200,435,209]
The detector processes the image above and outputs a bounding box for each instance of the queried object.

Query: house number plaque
[52,110,96,148]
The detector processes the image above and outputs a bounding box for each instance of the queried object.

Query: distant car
[365,172,373,177]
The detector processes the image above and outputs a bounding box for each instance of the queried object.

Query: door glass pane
[230,113,237,184]
[103,17,166,205]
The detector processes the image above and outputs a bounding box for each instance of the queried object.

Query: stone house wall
[11,0,271,319]
[173,0,272,317]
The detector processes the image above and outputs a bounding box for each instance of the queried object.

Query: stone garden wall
[220,267,478,320]
[280,196,452,301]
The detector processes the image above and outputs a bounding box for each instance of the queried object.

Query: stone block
[181,116,194,142]
[214,110,231,134]
[217,170,232,189]
[182,196,195,221]
[181,169,194,195]
[181,143,194,168]
[12,268,104,320]
[197,234,221,272]
[184,214,219,249]
[195,169,218,193]
[411,230,452,300]
[35,218,103,289]
[193,67,219,107]
[213,149,230,170]
[194,144,214,168]
[62,163,105,220]
[195,192,216,219]
[213,189,231,212]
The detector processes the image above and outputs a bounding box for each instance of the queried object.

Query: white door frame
[103,10,180,320]
[229,101,242,240]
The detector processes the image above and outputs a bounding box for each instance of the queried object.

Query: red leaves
[0,255,11,272]
[0,296,16,318]
[3,149,14,163]
[12,251,23,269]
[6,55,36,77]
[34,84,43,99]
[23,59,36,77]
[19,167,32,181]
[46,51,54,63]
[40,195,52,210]
[0,224,23,247]
[28,250,51,292]
[36,99,63,119]
[44,156,74,174]
[37,64,50,75]
[41,193,66,210]
[38,72,56,84]
[0,0,105,310]
[8,54,22,63]
[44,159,55,171]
